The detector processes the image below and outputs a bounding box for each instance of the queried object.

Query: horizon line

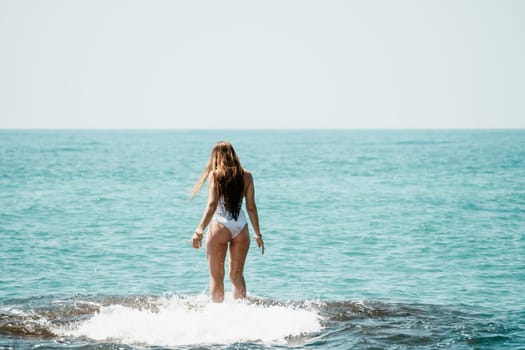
[1,127,524,132]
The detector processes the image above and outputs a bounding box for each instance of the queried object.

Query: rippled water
[1,130,524,349]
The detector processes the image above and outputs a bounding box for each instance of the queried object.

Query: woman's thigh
[206,223,231,276]
[229,226,250,275]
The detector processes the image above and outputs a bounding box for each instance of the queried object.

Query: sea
[0,129,524,349]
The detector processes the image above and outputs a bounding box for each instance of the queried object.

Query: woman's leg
[206,223,230,303]
[229,226,250,299]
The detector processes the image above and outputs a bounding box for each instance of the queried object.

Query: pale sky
[1,0,523,129]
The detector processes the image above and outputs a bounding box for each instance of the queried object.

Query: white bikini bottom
[211,209,247,239]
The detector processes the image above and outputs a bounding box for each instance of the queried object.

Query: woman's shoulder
[243,168,253,182]
[242,169,253,192]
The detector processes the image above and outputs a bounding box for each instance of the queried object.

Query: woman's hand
[254,234,264,255]
[191,231,203,249]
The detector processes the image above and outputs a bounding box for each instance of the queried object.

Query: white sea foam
[54,294,322,346]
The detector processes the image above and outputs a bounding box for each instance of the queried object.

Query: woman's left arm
[192,173,218,248]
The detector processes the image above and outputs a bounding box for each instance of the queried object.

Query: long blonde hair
[192,141,245,218]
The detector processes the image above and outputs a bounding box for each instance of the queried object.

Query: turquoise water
[1,130,524,349]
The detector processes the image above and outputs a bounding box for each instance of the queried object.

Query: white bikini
[212,198,247,239]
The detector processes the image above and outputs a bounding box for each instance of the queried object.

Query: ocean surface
[0,129,524,349]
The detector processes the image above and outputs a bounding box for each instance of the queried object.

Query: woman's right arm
[245,171,264,255]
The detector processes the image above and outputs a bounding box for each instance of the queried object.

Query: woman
[191,141,264,303]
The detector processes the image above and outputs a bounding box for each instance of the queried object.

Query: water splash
[52,294,322,346]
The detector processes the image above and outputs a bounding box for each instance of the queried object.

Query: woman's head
[192,141,244,198]
[209,141,243,172]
